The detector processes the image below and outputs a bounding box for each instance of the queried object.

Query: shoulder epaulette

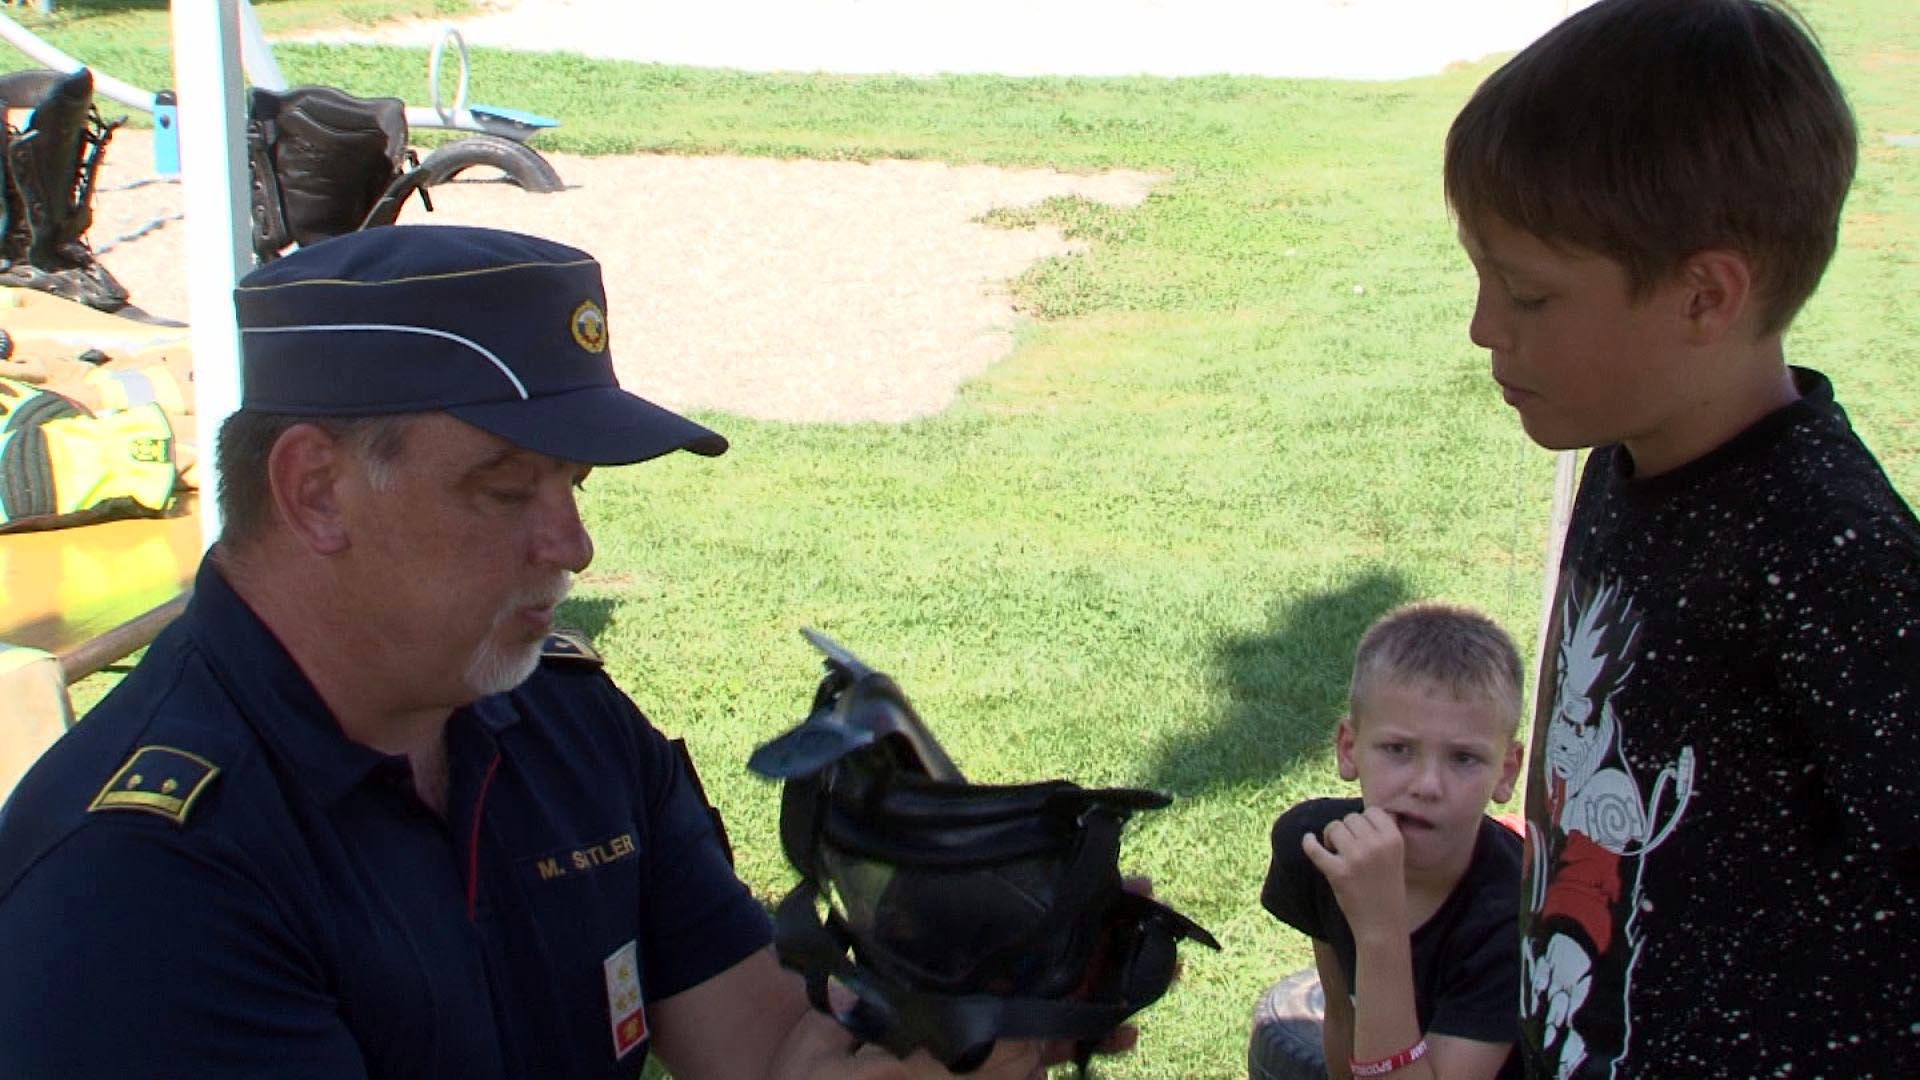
[88,745,219,826]
[541,628,603,666]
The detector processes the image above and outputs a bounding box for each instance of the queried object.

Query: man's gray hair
[214,412,418,548]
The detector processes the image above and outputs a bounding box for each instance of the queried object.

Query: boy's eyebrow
[1469,250,1542,281]
[1456,227,1549,280]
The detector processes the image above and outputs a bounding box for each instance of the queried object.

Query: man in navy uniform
[0,226,1055,1079]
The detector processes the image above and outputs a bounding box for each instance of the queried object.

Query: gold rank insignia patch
[541,628,603,666]
[89,746,219,825]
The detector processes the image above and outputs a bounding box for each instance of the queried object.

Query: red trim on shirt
[467,752,502,921]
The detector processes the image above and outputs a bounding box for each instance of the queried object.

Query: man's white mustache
[505,578,573,617]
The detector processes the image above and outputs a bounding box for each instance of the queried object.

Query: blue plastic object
[151,89,179,175]
[467,103,559,137]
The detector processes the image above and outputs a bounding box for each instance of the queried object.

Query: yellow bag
[0,391,176,532]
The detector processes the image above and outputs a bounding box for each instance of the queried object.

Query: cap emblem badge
[570,300,608,355]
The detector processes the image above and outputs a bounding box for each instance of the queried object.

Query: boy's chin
[1513,413,1590,453]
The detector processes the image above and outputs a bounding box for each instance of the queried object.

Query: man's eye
[1379,742,1408,756]
[487,488,535,505]
[1509,293,1548,311]
[1454,752,1484,767]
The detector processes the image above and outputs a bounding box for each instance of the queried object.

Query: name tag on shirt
[523,831,638,884]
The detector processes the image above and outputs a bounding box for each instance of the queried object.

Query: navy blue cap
[233,225,727,465]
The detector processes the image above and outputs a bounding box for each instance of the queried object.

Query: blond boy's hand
[1301,808,1408,940]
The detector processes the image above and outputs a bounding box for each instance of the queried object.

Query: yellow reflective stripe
[40,404,176,515]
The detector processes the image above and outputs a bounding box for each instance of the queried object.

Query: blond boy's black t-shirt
[1521,368,1920,1078]
[1264,796,1523,1078]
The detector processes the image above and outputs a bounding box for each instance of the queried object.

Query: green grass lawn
[25,1,1920,1076]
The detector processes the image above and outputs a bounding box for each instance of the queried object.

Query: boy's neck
[1402,847,1475,928]
[1623,339,1796,478]
[1403,878,1455,932]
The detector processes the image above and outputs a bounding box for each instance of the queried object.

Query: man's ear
[1493,739,1525,804]
[1675,249,1756,344]
[1334,717,1360,782]
[266,424,353,555]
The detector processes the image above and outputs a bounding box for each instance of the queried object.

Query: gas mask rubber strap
[778,776,826,882]
[772,878,848,1004]
[772,878,986,1062]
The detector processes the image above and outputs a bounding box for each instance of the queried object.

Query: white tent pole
[1512,447,1577,813]
[170,0,252,551]
[1535,448,1578,666]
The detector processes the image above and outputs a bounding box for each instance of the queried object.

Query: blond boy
[1264,602,1526,1080]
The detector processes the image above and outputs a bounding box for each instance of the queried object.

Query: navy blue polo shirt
[0,560,771,1079]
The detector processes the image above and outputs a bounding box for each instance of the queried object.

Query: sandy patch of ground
[84,129,1159,423]
[294,0,1591,81]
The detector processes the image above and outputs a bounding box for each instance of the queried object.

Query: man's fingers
[1037,1025,1137,1068]
[846,1042,915,1079]
[942,1040,1045,1080]
[780,1009,910,1079]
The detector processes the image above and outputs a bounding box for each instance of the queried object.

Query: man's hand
[1301,808,1408,940]
[776,1008,1051,1079]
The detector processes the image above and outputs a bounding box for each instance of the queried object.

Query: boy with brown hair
[1445,0,1920,1075]
[1263,602,1526,1080]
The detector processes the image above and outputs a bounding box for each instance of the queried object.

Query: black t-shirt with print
[1520,368,1920,1078]
[1264,796,1523,1078]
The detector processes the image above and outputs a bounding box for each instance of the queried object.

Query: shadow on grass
[556,594,617,644]
[1144,569,1411,797]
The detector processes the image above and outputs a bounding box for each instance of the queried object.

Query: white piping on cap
[242,323,529,399]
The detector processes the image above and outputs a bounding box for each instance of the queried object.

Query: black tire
[416,134,564,194]
[1249,967,1328,1080]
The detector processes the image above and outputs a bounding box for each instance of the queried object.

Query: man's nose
[536,492,594,573]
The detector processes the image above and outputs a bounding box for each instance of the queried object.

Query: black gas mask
[748,630,1220,1074]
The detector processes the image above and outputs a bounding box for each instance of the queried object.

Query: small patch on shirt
[604,940,648,1059]
[540,629,603,666]
[88,746,219,825]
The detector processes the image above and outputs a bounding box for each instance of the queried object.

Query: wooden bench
[1,493,198,682]
[1,495,197,796]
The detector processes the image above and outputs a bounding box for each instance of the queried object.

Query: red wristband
[1349,1037,1428,1077]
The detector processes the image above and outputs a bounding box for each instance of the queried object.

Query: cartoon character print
[1524,578,1695,1080]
